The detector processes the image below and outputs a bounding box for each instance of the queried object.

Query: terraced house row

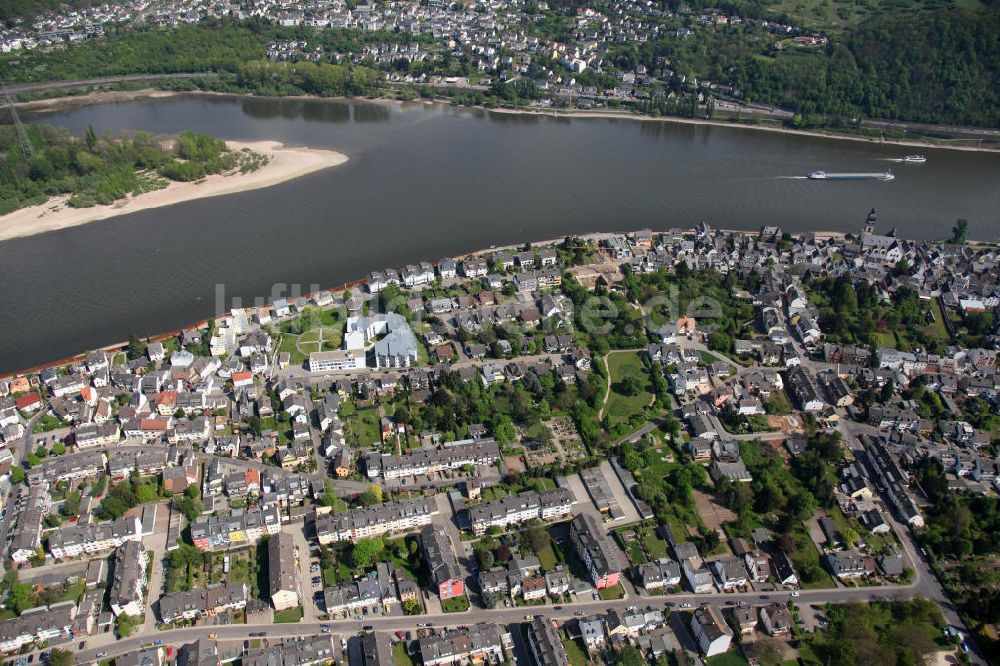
[158,583,249,624]
[0,603,76,654]
[189,505,282,551]
[364,439,500,479]
[48,516,143,560]
[467,488,574,535]
[313,497,438,543]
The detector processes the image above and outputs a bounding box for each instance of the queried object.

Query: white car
[790,591,801,597]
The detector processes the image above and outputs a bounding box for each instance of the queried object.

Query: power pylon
[0,77,34,158]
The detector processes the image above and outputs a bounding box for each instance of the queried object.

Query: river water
[2,94,999,372]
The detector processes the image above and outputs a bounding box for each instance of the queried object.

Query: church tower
[863,208,877,235]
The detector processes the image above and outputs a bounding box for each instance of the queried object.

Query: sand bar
[0,140,348,243]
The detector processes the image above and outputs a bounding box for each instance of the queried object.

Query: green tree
[175,494,202,522]
[85,125,98,152]
[619,645,646,666]
[619,372,644,397]
[135,484,159,504]
[61,491,81,517]
[951,219,969,244]
[526,523,551,553]
[351,537,385,568]
[492,415,516,446]
[9,582,36,615]
[49,650,73,666]
[10,466,25,483]
[116,614,136,637]
[128,332,146,360]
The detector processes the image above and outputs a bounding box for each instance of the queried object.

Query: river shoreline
[0,226,914,380]
[16,87,1000,154]
[0,140,349,243]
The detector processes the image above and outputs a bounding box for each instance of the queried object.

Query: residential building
[569,513,625,590]
[527,616,568,666]
[690,606,732,657]
[158,583,248,624]
[421,524,464,600]
[418,624,503,666]
[244,636,336,666]
[314,498,436,543]
[109,541,148,617]
[268,533,300,611]
[189,506,282,551]
[468,489,573,535]
[48,516,142,560]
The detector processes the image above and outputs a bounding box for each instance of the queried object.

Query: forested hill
[1,7,999,128]
[733,10,1000,127]
[0,0,91,22]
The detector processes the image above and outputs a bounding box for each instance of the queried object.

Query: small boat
[900,155,926,163]
[808,171,894,181]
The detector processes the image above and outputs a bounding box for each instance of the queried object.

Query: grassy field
[604,351,653,427]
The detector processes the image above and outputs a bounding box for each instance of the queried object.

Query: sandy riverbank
[0,140,349,243]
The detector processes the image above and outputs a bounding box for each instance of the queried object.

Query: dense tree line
[0,125,240,214]
[809,599,947,666]
[0,0,91,21]
[0,20,381,95]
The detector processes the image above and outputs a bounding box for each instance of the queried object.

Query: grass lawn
[791,523,837,590]
[924,298,950,341]
[441,594,470,613]
[625,541,645,564]
[598,583,625,600]
[561,636,589,666]
[278,334,309,365]
[827,505,892,553]
[393,642,414,666]
[707,653,749,666]
[346,405,381,447]
[605,351,653,426]
[536,543,559,571]
[273,606,304,623]
[642,531,669,560]
[872,330,899,350]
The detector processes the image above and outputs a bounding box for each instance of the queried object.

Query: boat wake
[776,175,808,179]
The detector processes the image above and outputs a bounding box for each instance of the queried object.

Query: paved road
[5,73,217,96]
[71,578,956,664]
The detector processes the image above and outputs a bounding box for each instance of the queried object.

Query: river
[2,94,999,373]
